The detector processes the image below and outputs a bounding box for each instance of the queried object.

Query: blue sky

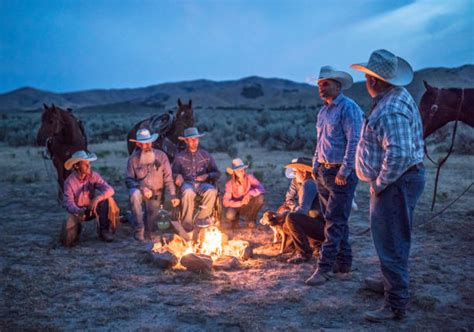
[0,0,472,93]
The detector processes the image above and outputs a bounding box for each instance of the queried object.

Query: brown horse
[37,104,87,198]
[127,99,194,160]
[419,81,474,139]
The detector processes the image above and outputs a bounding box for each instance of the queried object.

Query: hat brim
[178,133,205,141]
[317,71,353,90]
[64,153,97,170]
[128,133,159,143]
[226,165,249,174]
[351,56,413,86]
[285,163,313,173]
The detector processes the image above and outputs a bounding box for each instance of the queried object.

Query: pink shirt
[223,174,265,208]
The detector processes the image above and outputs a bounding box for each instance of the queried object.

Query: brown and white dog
[259,210,291,254]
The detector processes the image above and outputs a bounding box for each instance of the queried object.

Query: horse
[419,81,474,139]
[126,98,194,161]
[37,104,87,199]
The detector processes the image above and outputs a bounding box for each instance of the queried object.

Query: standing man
[126,128,179,242]
[61,150,116,246]
[351,49,425,321]
[172,127,221,232]
[306,66,364,285]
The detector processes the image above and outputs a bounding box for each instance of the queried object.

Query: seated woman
[283,157,325,264]
[223,158,265,228]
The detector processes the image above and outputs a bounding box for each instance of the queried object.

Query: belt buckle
[323,163,331,169]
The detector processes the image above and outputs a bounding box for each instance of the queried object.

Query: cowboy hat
[178,127,205,141]
[285,157,313,173]
[350,49,414,86]
[129,128,158,143]
[226,158,249,174]
[317,66,353,90]
[64,150,97,170]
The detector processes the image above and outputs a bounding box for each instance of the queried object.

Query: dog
[259,210,292,254]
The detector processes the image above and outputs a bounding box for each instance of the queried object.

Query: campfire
[148,226,252,271]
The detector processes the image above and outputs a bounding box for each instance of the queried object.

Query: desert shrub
[241,83,264,99]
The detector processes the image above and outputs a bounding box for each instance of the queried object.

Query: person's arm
[338,103,363,178]
[284,179,299,211]
[247,174,265,197]
[160,153,176,198]
[223,180,242,208]
[206,152,221,181]
[92,172,114,202]
[372,111,413,194]
[125,156,139,192]
[294,180,317,215]
[63,178,82,215]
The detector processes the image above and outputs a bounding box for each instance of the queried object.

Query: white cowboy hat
[64,150,97,170]
[178,127,205,141]
[285,157,313,173]
[351,49,414,86]
[129,128,158,143]
[317,66,353,90]
[226,158,249,174]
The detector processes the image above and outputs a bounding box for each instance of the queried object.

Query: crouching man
[61,150,117,246]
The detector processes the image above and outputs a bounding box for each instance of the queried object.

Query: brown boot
[99,231,114,243]
[364,276,384,294]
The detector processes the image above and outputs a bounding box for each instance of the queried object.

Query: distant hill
[1,65,473,112]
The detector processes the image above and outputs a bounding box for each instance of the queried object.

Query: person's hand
[175,174,184,187]
[90,198,100,215]
[195,174,209,182]
[142,187,153,199]
[77,207,87,221]
[242,195,251,205]
[171,198,180,207]
[335,174,347,186]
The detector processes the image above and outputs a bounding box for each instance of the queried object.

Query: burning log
[213,256,240,270]
[147,250,178,269]
[180,253,213,272]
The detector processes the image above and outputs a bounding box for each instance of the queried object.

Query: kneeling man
[61,150,117,246]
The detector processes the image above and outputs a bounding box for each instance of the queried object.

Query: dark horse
[127,99,194,160]
[419,81,474,139]
[37,104,87,198]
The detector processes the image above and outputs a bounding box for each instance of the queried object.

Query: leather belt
[321,163,342,169]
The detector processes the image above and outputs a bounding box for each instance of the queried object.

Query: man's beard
[139,149,155,165]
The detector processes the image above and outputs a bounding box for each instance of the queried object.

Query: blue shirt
[313,93,364,178]
[294,179,320,215]
[172,149,221,183]
[355,86,424,193]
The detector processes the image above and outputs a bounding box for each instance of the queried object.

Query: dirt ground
[1,141,473,331]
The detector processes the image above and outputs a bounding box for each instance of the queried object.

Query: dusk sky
[1,0,472,93]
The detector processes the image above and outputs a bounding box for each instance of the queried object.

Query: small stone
[213,256,240,270]
[180,253,212,272]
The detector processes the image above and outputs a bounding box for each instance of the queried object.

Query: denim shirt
[172,149,221,183]
[125,149,176,197]
[294,179,319,215]
[313,93,364,178]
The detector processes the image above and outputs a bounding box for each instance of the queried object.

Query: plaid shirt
[355,86,424,193]
[313,93,364,178]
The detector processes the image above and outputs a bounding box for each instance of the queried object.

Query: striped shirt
[355,86,424,193]
[313,93,364,178]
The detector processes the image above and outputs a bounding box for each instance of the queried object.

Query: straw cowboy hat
[178,127,206,141]
[317,65,353,90]
[129,128,158,143]
[64,150,97,170]
[351,49,414,86]
[226,158,249,174]
[285,157,313,173]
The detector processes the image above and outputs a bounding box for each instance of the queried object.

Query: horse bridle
[424,87,465,211]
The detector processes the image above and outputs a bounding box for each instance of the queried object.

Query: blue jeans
[317,167,358,272]
[370,166,425,310]
[180,182,217,231]
[129,189,162,233]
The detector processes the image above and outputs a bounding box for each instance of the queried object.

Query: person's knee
[225,209,237,221]
[204,188,217,198]
[181,189,196,201]
[254,195,265,205]
[129,189,142,204]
